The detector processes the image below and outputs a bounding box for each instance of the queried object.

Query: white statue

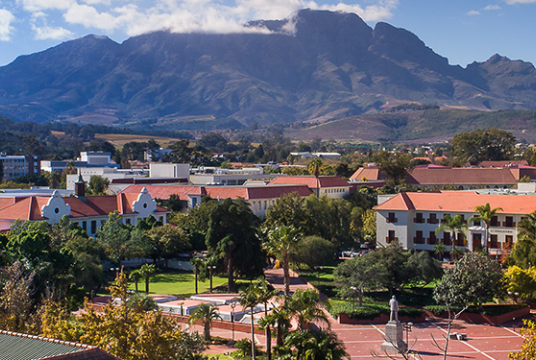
[389,295,398,321]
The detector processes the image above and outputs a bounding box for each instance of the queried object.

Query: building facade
[0,153,40,181]
[375,191,535,257]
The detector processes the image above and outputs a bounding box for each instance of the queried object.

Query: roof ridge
[0,329,95,349]
[399,192,415,210]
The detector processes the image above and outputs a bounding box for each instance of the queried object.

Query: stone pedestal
[380,320,406,353]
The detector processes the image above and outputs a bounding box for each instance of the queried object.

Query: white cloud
[32,24,73,39]
[505,0,536,3]
[0,8,15,41]
[467,10,480,15]
[18,0,400,38]
[484,4,501,10]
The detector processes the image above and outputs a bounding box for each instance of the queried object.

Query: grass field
[95,133,185,149]
[129,270,228,297]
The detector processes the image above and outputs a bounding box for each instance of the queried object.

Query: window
[428,231,437,245]
[491,216,499,227]
[504,216,515,228]
[472,233,482,252]
[264,201,267,210]
[414,231,424,244]
[443,232,451,246]
[428,213,438,224]
[192,197,198,207]
[414,213,424,223]
[459,215,466,224]
[91,220,96,234]
[82,221,87,231]
[386,230,397,243]
[159,216,164,222]
[505,236,514,250]
[473,218,481,226]
[456,233,465,247]
[387,212,397,223]
[490,234,499,249]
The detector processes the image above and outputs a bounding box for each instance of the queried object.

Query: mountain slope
[0,9,535,127]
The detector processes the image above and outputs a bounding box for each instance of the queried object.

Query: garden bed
[422,304,530,325]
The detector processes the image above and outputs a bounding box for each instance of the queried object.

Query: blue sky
[0,0,535,67]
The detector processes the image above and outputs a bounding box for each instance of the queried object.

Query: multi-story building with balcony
[0,153,40,181]
[375,191,533,258]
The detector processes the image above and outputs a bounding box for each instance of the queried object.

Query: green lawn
[127,269,228,297]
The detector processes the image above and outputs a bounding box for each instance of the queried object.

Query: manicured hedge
[328,301,423,320]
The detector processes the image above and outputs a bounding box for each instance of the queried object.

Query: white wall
[149,163,189,179]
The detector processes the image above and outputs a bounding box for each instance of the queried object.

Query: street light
[350,286,358,312]
[208,266,217,293]
[403,322,413,353]
[110,267,120,277]
[230,302,237,341]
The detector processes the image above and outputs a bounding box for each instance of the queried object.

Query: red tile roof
[0,192,168,221]
[269,176,350,188]
[406,168,517,186]
[350,166,519,185]
[120,184,313,201]
[465,160,529,167]
[375,191,536,214]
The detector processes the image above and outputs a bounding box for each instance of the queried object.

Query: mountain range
[1,9,536,131]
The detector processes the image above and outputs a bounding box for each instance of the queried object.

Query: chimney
[75,172,86,197]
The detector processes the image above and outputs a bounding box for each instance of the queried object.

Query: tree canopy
[450,127,516,164]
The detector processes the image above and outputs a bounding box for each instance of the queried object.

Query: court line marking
[435,324,496,360]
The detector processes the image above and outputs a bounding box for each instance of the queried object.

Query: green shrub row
[327,301,423,320]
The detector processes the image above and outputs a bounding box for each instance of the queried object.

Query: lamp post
[208,266,217,293]
[403,322,413,353]
[350,286,358,312]
[230,302,237,341]
[110,267,120,277]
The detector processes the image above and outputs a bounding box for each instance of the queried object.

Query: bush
[292,236,336,269]
[235,338,263,358]
[328,301,422,319]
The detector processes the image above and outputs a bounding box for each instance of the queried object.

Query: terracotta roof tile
[269,176,350,188]
[375,191,536,214]
[407,168,517,185]
[120,185,204,201]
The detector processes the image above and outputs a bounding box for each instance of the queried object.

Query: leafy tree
[518,211,536,242]
[292,235,335,269]
[334,255,381,306]
[127,293,158,311]
[171,139,193,163]
[503,266,536,302]
[361,209,377,243]
[438,253,503,312]
[469,203,503,252]
[46,271,181,360]
[96,212,136,266]
[264,192,308,232]
[373,150,413,186]
[171,197,216,251]
[199,132,228,150]
[309,158,324,196]
[130,269,142,292]
[433,243,446,261]
[510,239,536,269]
[368,243,442,295]
[205,198,264,292]
[0,262,36,333]
[139,264,156,293]
[450,127,516,164]
[147,224,191,267]
[188,303,222,341]
[510,319,536,360]
[264,226,301,296]
[87,175,109,195]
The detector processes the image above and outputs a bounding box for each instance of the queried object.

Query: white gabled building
[375,191,536,257]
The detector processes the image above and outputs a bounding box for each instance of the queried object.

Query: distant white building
[150,163,190,179]
[41,151,116,173]
[189,167,280,186]
[290,152,341,159]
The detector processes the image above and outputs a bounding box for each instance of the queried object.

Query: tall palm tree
[450,246,464,261]
[469,203,503,252]
[139,264,155,293]
[264,226,302,296]
[129,270,142,292]
[518,211,536,241]
[255,280,279,360]
[240,284,261,360]
[433,243,446,261]
[284,289,329,331]
[188,303,222,341]
[284,329,349,360]
[309,158,324,197]
[435,214,469,249]
[272,307,291,348]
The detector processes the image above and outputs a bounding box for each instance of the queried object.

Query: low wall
[338,306,530,325]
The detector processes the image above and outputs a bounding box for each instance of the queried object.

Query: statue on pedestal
[380,295,407,353]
